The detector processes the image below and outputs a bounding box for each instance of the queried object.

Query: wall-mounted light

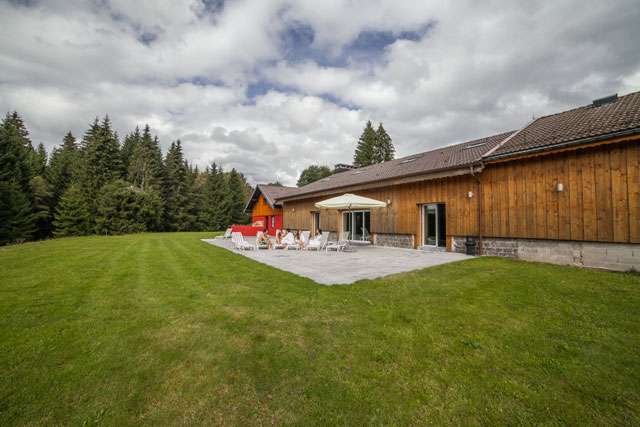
[467,191,474,198]
[386,199,392,206]
[556,183,564,192]
[292,208,295,212]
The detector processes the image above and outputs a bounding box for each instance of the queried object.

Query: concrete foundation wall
[373,233,415,249]
[452,236,640,272]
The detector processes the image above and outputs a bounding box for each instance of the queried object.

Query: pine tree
[0,112,33,190]
[47,131,80,207]
[163,140,195,231]
[127,125,164,191]
[0,180,36,244]
[175,163,200,231]
[53,184,92,237]
[79,116,123,200]
[353,120,378,167]
[27,143,48,177]
[30,175,51,239]
[200,162,231,230]
[227,168,249,224]
[94,180,162,235]
[0,112,37,244]
[121,126,141,173]
[374,123,395,162]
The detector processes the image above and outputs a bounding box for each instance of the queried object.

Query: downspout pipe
[469,163,483,256]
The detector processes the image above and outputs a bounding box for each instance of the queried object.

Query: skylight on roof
[399,153,423,164]
[351,171,364,175]
[463,142,487,150]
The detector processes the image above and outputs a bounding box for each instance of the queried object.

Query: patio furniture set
[227,230,350,253]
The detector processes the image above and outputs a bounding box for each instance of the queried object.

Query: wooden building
[273,92,640,271]
[244,184,297,235]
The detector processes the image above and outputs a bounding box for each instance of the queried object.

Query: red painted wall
[250,214,282,236]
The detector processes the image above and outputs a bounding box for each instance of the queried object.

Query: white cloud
[1,0,639,186]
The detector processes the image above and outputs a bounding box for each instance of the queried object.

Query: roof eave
[277,164,481,203]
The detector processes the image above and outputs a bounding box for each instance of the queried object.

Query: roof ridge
[527,90,637,122]
[482,120,537,159]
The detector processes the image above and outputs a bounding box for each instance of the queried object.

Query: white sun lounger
[231,232,255,250]
[307,231,330,252]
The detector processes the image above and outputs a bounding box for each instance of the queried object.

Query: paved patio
[203,238,473,285]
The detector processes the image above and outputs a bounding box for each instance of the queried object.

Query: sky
[1,0,639,186]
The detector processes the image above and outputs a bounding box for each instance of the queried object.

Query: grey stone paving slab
[202,238,473,285]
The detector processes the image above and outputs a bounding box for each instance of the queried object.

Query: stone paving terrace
[203,238,473,285]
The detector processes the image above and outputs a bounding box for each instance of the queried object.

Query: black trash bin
[464,236,477,255]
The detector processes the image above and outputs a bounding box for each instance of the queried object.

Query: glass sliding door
[342,211,371,241]
[423,203,446,247]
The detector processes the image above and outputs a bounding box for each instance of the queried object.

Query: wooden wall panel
[628,143,640,243]
[558,155,572,240]
[251,195,279,217]
[482,142,637,244]
[610,146,629,242]
[594,150,613,241]
[581,151,597,241]
[568,153,584,240]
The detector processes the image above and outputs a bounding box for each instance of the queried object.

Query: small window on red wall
[271,216,275,228]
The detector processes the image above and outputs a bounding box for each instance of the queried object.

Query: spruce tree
[162,140,192,231]
[53,184,92,237]
[127,125,164,191]
[47,131,80,207]
[1,112,34,191]
[79,116,123,200]
[374,123,395,162]
[0,112,37,244]
[0,180,35,244]
[174,163,200,231]
[121,126,141,173]
[27,143,48,177]
[94,180,162,235]
[30,175,51,239]
[353,120,377,167]
[200,162,231,230]
[227,168,249,225]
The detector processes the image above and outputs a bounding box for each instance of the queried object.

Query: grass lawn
[1,232,639,425]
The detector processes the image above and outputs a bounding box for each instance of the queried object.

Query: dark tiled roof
[245,184,297,212]
[487,91,640,158]
[280,131,515,200]
[259,184,298,206]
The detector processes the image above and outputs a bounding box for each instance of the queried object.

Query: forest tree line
[0,112,251,245]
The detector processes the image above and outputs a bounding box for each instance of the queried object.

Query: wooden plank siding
[480,142,638,243]
[282,175,479,246]
[282,141,639,247]
[251,195,280,217]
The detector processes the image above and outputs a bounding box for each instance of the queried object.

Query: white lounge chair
[326,239,348,252]
[223,228,232,239]
[299,230,310,249]
[282,232,300,250]
[307,231,330,252]
[231,232,255,250]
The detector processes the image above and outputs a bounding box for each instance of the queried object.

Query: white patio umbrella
[314,193,387,210]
